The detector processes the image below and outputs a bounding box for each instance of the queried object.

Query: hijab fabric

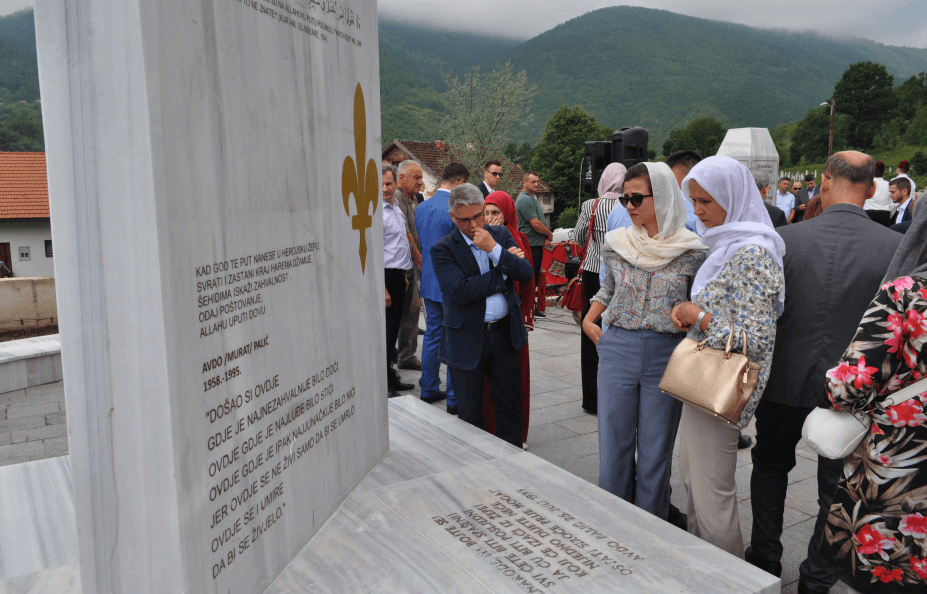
[682,156,786,312]
[604,162,706,272]
[600,162,630,222]
[485,191,531,255]
[598,162,627,198]
[882,196,927,283]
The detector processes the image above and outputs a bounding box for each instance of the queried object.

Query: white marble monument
[716,127,780,203]
[33,1,386,593]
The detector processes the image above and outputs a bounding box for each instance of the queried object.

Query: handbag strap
[883,375,927,408]
[578,198,600,271]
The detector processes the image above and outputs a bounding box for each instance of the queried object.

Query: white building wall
[0,220,55,278]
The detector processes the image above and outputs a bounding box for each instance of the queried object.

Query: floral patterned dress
[688,245,784,429]
[822,276,927,592]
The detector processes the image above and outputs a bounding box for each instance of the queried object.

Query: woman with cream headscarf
[574,162,627,414]
[582,162,707,520]
[669,156,785,558]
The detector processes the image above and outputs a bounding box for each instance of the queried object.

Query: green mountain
[379,6,927,149]
[0,9,39,102]
[378,20,521,144]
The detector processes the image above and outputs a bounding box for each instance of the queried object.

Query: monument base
[0,397,780,594]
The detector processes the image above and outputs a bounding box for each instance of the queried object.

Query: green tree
[661,117,727,158]
[904,104,927,147]
[892,73,926,123]
[556,206,578,229]
[788,106,850,164]
[531,105,612,214]
[832,61,896,149]
[0,102,43,151]
[503,141,534,165]
[440,61,536,184]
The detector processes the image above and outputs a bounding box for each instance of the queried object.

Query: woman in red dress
[480,191,534,444]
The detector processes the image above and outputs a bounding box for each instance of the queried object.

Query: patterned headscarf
[682,156,786,313]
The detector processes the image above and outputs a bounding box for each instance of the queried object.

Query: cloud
[0,0,31,17]
[379,0,927,49]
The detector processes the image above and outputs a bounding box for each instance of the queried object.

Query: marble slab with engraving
[0,397,779,593]
[267,397,781,594]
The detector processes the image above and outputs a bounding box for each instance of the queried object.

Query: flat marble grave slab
[0,456,76,583]
[0,397,780,593]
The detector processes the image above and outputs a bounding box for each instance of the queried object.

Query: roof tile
[382,140,552,194]
[0,152,49,220]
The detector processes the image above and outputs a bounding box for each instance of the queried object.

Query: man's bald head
[820,151,876,210]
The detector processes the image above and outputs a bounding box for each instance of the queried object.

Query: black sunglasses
[488,171,503,177]
[619,193,653,208]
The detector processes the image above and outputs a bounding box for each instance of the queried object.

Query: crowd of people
[381,149,927,593]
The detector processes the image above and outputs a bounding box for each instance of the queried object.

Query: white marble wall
[34,1,385,592]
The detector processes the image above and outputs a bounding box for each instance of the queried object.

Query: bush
[910,151,927,176]
[556,206,578,229]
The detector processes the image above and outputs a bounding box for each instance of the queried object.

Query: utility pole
[820,100,836,158]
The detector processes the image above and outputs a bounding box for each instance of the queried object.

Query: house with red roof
[382,139,556,227]
[0,152,54,278]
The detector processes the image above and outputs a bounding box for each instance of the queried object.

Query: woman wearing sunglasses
[582,162,707,520]
[670,156,785,558]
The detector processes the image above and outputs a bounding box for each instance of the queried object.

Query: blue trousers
[597,326,683,519]
[419,298,455,405]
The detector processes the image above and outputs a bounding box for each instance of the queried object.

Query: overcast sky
[380,0,927,49]
[2,0,924,49]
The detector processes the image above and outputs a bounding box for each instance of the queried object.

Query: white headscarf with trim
[604,162,706,272]
[682,156,786,313]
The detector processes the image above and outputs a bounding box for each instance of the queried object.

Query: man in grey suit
[792,173,819,223]
[745,152,902,594]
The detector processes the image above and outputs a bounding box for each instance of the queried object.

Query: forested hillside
[380,6,927,148]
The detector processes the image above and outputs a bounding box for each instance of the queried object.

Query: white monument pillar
[34,1,387,592]
[716,128,779,204]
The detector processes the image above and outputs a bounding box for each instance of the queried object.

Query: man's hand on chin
[473,227,498,253]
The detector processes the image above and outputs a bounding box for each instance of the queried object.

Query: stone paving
[0,381,68,466]
[397,305,847,594]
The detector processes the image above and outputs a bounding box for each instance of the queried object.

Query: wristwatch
[695,310,707,331]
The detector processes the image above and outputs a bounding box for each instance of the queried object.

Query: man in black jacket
[793,173,819,223]
[431,183,533,447]
[746,152,902,593]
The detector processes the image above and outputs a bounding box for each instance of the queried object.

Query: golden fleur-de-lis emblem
[342,83,379,274]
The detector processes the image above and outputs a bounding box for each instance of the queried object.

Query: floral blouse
[687,245,784,430]
[593,244,706,334]
[821,276,927,593]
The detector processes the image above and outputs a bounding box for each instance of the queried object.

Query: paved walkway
[398,306,847,594]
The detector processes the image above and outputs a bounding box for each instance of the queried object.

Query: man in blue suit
[415,162,470,410]
[431,183,534,447]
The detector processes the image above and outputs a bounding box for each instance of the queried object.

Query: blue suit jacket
[431,225,534,370]
[415,189,455,303]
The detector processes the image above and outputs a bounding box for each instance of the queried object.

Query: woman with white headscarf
[582,162,707,520]
[574,162,627,414]
[670,156,786,558]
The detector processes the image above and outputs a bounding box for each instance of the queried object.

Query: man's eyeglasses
[454,212,485,226]
[488,171,503,177]
[619,193,653,208]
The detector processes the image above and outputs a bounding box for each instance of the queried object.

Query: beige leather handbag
[658,324,761,425]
